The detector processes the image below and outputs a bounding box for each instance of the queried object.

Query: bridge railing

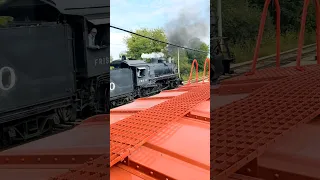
[246,0,281,75]
[187,58,210,84]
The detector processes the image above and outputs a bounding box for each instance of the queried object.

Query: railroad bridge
[0,0,320,179]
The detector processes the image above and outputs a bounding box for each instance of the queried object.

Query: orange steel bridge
[0,59,211,180]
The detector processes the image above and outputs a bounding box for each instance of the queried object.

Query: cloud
[110,31,128,59]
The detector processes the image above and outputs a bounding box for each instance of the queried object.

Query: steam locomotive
[110,58,181,108]
[0,0,109,146]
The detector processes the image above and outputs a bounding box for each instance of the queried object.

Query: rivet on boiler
[136,165,139,169]
[150,171,153,175]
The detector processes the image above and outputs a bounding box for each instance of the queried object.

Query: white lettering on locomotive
[0,66,16,91]
[94,57,108,66]
[110,82,115,91]
[139,79,148,83]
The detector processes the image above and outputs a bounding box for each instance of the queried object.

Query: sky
[110,0,210,59]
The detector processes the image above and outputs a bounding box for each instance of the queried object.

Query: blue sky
[110,0,210,59]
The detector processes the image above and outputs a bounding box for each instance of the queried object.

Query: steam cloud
[141,52,164,59]
[165,8,209,54]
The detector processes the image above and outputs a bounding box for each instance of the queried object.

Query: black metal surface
[39,0,109,16]
[0,24,74,116]
[151,63,176,77]
[0,0,109,19]
[110,68,134,100]
[86,47,109,78]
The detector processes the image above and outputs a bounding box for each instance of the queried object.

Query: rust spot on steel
[211,66,320,179]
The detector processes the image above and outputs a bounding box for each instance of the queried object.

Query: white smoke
[141,52,164,59]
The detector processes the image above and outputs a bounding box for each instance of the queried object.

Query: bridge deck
[212,65,320,179]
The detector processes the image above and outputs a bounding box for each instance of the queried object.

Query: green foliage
[124,28,168,59]
[212,0,317,63]
[118,51,127,59]
[0,16,13,27]
[248,0,317,33]
[185,40,209,71]
[216,0,274,45]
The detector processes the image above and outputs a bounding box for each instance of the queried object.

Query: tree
[0,16,13,27]
[110,56,113,62]
[185,38,209,71]
[119,51,127,59]
[124,28,168,59]
[248,0,316,33]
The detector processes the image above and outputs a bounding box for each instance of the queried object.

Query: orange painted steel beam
[296,0,320,69]
[110,82,210,167]
[202,58,210,83]
[221,64,320,85]
[188,59,199,84]
[246,0,281,75]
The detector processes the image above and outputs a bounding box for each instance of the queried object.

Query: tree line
[212,0,318,62]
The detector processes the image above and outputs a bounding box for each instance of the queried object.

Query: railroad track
[220,43,317,80]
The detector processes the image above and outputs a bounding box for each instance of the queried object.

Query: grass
[231,31,317,63]
[180,70,206,82]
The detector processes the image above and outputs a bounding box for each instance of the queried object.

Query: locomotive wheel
[1,131,12,147]
[57,107,76,123]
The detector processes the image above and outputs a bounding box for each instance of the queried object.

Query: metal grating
[110,83,210,167]
[211,67,320,179]
[223,65,319,85]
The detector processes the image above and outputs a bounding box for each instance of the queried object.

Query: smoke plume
[165,8,209,55]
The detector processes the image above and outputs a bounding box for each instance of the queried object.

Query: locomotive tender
[110,58,181,108]
[0,0,109,146]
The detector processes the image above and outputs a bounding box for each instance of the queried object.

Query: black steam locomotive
[110,58,181,108]
[0,0,109,146]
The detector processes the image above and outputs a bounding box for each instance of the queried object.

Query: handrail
[246,0,281,75]
[187,59,199,84]
[202,58,210,83]
[295,0,320,70]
